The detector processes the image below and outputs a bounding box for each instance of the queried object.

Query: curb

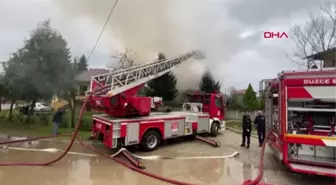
[39,138,104,145]
[226,127,258,139]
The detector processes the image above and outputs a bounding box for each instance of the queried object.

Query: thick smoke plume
[54,0,241,90]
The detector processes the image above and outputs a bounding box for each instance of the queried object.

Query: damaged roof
[306,47,336,60]
[75,68,110,82]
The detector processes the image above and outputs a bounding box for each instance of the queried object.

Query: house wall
[225,110,258,120]
[323,54,336,67]
[76,81,90,95]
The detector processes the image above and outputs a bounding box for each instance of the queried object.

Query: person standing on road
[254,110,266,147]
[240,114,252,149]
[52,108,64,135]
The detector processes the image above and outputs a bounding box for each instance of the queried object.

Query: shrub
[59,113,70,128]
[32,114,50,126]
[59,111,96,131]
[80,113,93,131]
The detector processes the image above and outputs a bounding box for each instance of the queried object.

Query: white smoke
[54,0,243,90]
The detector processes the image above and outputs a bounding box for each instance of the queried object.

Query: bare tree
[107,47,137,70]
[290,1,336,68]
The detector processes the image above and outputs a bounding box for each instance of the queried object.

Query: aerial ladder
[88,50,205,117]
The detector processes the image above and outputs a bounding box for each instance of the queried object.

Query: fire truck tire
[141,130,161,152]
[210,122,219,137]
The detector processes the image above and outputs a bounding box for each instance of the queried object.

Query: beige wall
[320,50,335,68]
[225,110,258,120]
[323,58,336,67]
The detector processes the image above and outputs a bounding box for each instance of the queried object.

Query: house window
[79,85,88,95]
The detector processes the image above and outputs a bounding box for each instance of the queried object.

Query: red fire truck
[259,68,336,177]
[88,51,226,151]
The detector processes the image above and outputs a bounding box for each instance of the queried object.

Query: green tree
[4,20,72,117]
[77,55,88,72]
[243,83,258,111]
[258,97,265,110]
[199,70,221,93]
[3,49,34,119]
[59,53,91,128]
[227,94,242,111]
[226,87,244,111]
[58,57,81,128]
[145,53,178,101]
[0,74,8,111]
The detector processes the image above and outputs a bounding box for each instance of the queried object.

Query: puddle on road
[0,133,257,185]
[0,133,40,148]
[0,133,105,154]
[0,151,256,185]
[0,132,335,185]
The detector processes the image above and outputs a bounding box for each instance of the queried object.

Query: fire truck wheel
[210,122,219,137]
[141,130,161,152]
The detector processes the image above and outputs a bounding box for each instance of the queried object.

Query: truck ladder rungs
[89,51,204,96]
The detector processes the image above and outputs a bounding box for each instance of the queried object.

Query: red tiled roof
[233,90,246,95]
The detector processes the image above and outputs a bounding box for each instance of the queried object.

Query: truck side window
[215,97,222,108]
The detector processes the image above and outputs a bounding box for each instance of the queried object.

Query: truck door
[209,94,224,120]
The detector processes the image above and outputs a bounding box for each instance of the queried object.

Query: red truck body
[260,68,336,177]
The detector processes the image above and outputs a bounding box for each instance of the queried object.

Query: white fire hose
[2,146,239,160]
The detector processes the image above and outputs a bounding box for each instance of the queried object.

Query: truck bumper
[288,163,336,177]
[219,120,226,132]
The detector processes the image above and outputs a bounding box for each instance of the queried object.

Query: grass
[226,120,257,134]
[1,124,91,140]
[0,110,94,140]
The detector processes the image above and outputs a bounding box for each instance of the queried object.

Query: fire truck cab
[183,91,226,136]
[260,68,336,177]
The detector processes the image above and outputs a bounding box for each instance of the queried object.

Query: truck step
[242,180,275,185]
[196,135,220,147]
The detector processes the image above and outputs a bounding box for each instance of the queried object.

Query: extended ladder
[89,50,205,96]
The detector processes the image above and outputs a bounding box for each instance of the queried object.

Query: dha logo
[263,32,288,39]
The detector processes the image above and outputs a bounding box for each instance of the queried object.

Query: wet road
[0,131,334,185]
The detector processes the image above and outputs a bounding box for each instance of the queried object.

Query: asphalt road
[0,130,334,185]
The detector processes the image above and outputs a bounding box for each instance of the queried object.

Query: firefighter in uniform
[254,110,266,147]
[240,114,252,149]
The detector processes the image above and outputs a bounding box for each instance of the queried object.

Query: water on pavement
[0,131,334,185]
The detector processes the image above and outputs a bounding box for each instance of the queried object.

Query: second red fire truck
[260,67,336,177]
[88,51,226,151]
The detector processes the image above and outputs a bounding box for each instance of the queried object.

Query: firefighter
[240,113,252,149]
[52,108,65,135]
[254,110,266,147]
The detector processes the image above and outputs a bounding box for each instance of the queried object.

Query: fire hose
[0,85,276,185]
[242,127,276,185]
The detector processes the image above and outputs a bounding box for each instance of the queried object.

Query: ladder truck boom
[89,51,204,96]
[88,50,205,117]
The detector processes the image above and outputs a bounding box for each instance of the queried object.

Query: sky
[0,0,331,92]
